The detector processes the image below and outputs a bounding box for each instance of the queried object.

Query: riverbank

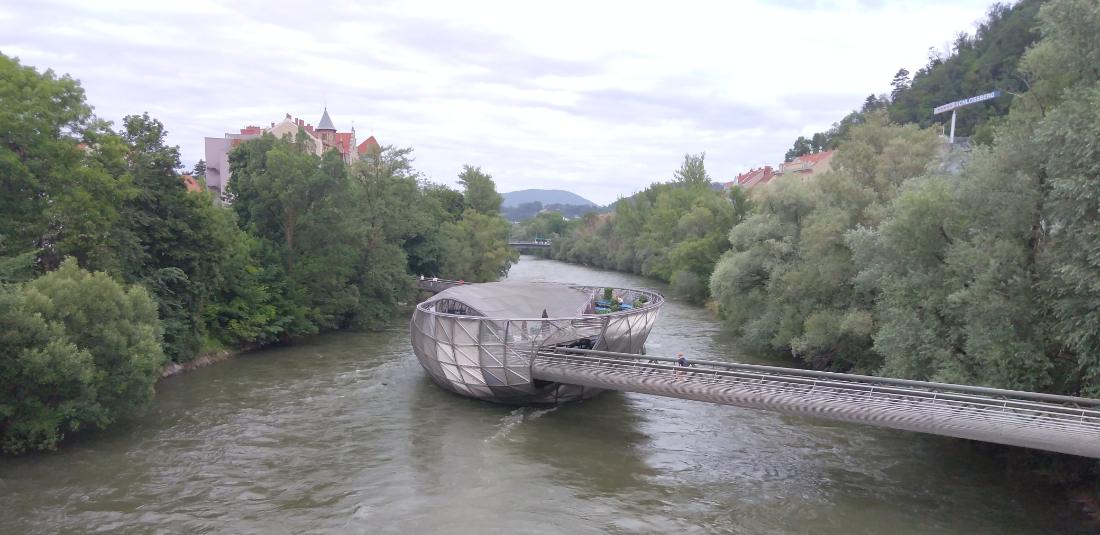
[160,348,240,379]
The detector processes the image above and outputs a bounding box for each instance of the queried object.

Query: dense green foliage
[841,0,1100,394]
[549,154,743,303]
[712,115,941,371]
[713,0,1100,400]
[440,166,518,281]
[0,260,163,453]
[0,52,516,451]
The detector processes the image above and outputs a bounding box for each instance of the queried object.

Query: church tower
[316,107,336,149]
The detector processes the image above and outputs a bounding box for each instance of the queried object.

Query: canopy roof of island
[424,281,592,318]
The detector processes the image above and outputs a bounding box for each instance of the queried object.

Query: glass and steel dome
[411,281,664,404]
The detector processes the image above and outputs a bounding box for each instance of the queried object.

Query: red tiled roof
[357,136,380,154]
[240,126,262,135]
[181,174,203,193]
[790,150,834,166]
[333,132,354,155]
[731,165,776,188]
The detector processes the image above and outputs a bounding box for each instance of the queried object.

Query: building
[725,165,776,189]
[203,108,371,200]
[181,174,204,193]
[357,135,380,157]
[776,150,835,180]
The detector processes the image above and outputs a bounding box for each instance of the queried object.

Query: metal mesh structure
[533,348,1100,459]
[411,282,664,404]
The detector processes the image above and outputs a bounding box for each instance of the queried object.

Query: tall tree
[458,165,502,214]
[673,153,710,187]
[111,113,258,361]
[890,68,911,101]
[0,53,129,271]
[785,137,813,162]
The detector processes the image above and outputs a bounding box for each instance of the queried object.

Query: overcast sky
[2,0,995,204]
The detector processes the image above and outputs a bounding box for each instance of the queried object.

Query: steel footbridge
[533,347,1100,458]
[412,279,1100,458]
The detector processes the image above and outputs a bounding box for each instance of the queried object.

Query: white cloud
[0,0,991,204]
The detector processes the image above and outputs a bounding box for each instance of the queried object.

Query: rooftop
[317,108,336,131]
[425,282,591,318]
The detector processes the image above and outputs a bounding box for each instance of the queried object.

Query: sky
[1,0,996,205]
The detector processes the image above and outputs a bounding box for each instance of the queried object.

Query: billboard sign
[933,90,1003,115]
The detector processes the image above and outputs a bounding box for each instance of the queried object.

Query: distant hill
[501,189,595,208]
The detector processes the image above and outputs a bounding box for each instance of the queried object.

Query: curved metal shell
[410,284,664,404]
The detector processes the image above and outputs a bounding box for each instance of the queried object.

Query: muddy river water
[0,256,1090,534]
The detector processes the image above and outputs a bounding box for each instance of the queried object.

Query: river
[0,256,1091,534]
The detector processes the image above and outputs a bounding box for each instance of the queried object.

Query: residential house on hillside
[777,150,835,180]
[725,166,776,189]
[203,108,375,201]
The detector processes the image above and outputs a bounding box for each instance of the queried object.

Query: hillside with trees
[0,52,516,452]
[714,0,1100,399]
[783,0,1043,162]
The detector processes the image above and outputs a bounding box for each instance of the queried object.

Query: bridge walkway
[532,348,1100,459]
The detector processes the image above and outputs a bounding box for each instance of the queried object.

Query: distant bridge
[508,240,551,249]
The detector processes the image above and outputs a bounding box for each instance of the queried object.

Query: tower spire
[317,107,336,131]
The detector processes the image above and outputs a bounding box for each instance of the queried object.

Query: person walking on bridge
[676,352,689,379]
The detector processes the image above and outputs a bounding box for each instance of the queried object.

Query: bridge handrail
[417,277,464,285]
[415,285,665,322]
[540,347,1100,410]
[535,353,1100,423]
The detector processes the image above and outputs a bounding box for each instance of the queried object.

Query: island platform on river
[411,281,664,404]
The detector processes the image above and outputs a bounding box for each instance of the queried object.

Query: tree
[711,115,939,370]
[425,184,466,222]
[861,94,888,114]
[0,53,129,272]
[785,137,813,162]
[0,259,164,453]
[230,135,363,332]
[890,68,911,101]
[673,153,711,187]
[458,165,502,214]
[110,113,260,361]
[192,159,206,178]
[1027,0,1100,395]
[440,210,518,282]
[810,132,828,153]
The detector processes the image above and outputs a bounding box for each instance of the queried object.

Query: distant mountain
[501,189,595,208]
